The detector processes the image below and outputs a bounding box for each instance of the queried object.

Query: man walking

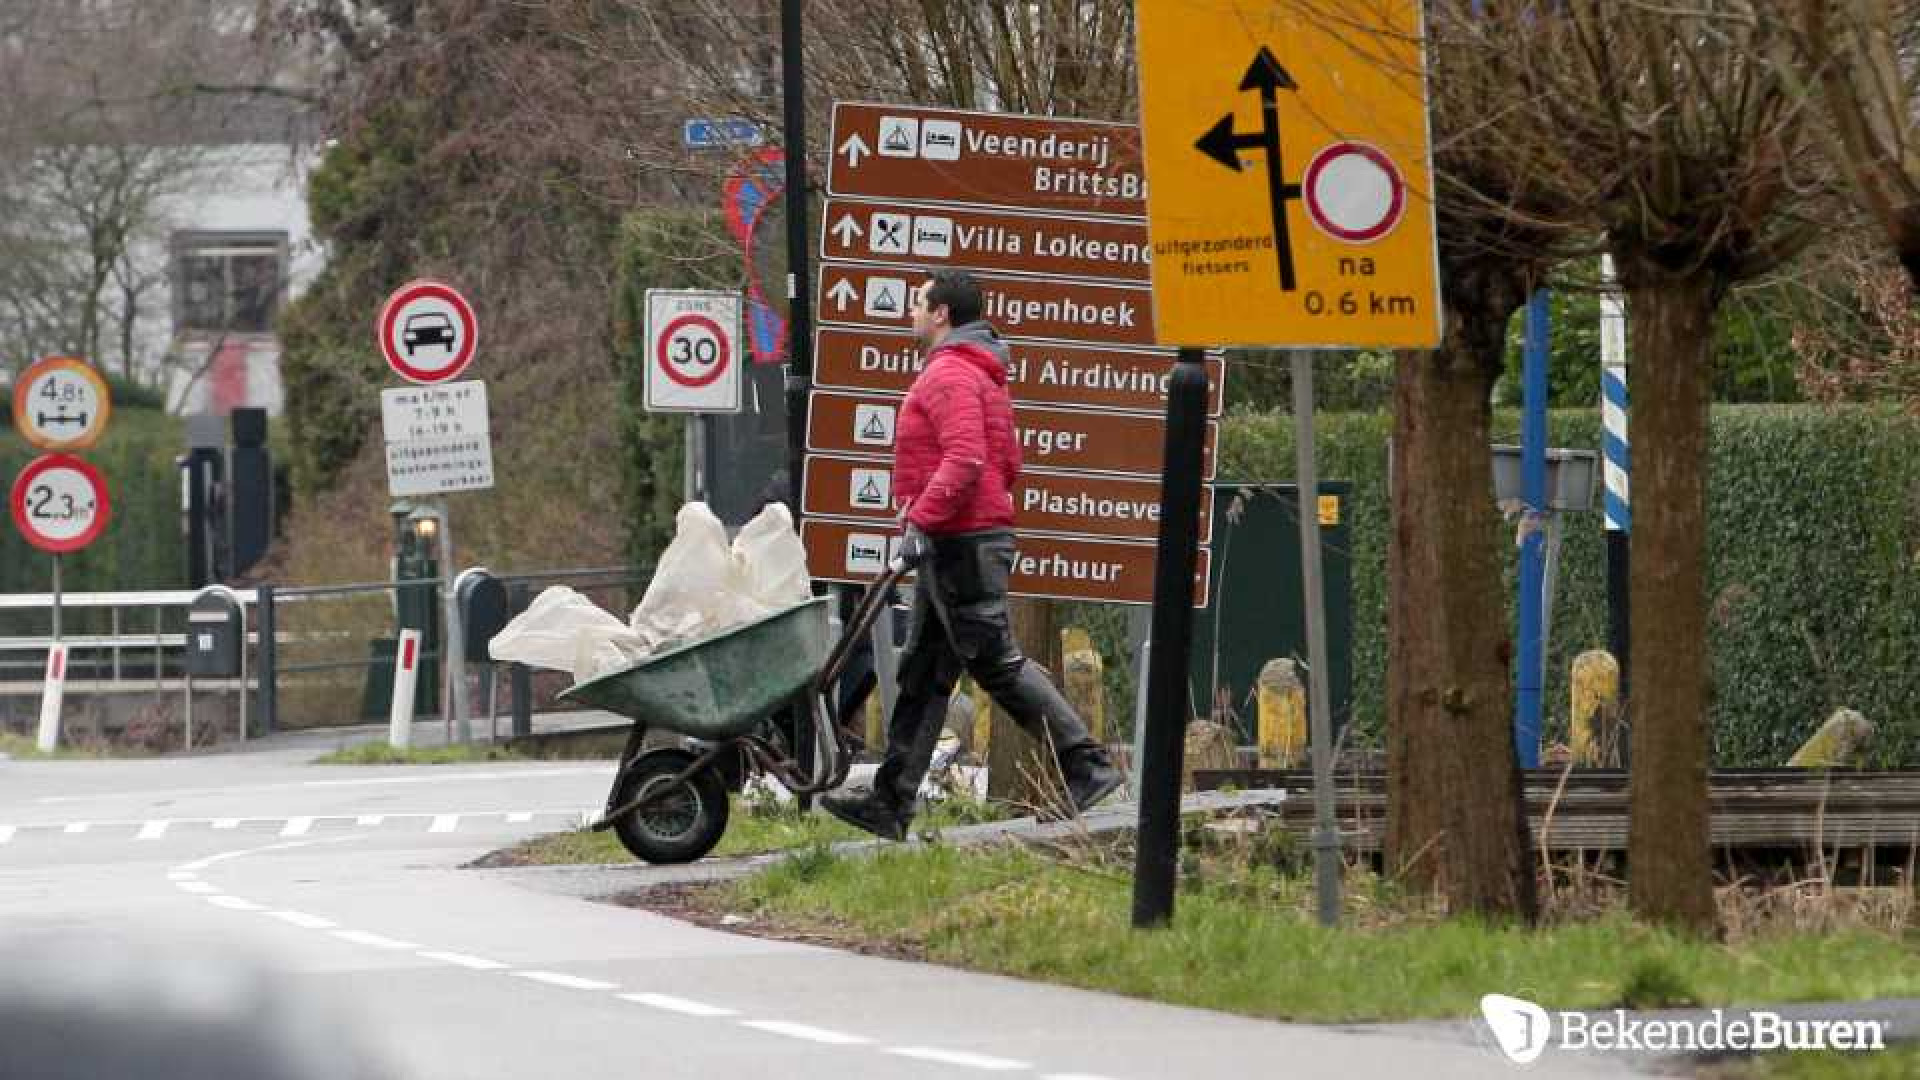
[823,270,1122,840]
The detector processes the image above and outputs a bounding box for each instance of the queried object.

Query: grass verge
[313,742,532,765]
[1701,1044,1920,1079]
[482,796,1013,865]
[690,841,1920,1026]
[0,733,120,760]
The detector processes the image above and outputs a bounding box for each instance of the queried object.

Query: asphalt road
[0,733,1636,1080]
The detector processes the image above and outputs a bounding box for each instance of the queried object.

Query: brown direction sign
[806,390,1216,480]
[800,518,1209,607]
[813,328,1224,416]
[828,102,1146,218]
[821,199,1151,284]
[803,454,1212,544]
[818,263,1158,347]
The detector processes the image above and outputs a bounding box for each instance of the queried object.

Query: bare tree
[1774,0,1920,288]
[1482,2,1822,933]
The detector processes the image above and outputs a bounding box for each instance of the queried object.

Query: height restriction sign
[645,290,743,413]
[1135,0,1442,348]
[11,453,111,554]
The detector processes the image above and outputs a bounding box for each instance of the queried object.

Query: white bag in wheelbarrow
[730,502,810,608]
[628,501,809,651]
[487,586,638,675]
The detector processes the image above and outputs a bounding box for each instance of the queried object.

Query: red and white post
[389,628,422,750]
[36,643,68,754]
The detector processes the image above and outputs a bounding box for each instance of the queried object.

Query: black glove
[896,524,933,569]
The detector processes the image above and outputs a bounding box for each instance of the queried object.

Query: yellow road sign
[1136,0,1442,348]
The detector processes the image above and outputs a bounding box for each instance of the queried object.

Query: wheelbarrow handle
[815,560,908,696]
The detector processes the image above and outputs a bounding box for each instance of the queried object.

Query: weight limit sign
[11,453,111,554]
[644,289,744,413]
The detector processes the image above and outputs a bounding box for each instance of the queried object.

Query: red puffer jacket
[891,323,1021,534]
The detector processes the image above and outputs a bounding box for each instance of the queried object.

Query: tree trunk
[1624,275,1719,936]
[1386,287,1538,921]
[987,596,1056,809]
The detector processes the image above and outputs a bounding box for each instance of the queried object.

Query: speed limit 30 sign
[644,289,743,413]
[11,453,110,554]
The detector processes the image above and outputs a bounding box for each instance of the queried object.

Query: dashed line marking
[208,896,263,911]
[741,1021,873,1046]
[0,826,13,845]
[332,931,421,950]
[356,815,385,826]
[177,881,221,895]
[417,950,508,972]
[137,820,171,840]
[212,819,241,830]
[167,871,196,881]
[511,971,619,991]
[506,812,533,824]
[618,993,738,1018]
[280,817,315,837]
[429,814,459,833]
[1042,1074,1123,1080]
[63,822,90,834]
[266,910,335,930]
[888,1047,1031,1071]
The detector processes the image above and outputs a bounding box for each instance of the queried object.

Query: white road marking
[741,1021,873,1046]
[0,826,13,845]
[167,871,196,881]
[618,993,738,1018]
[506,812,533,824]
[332,931,421,950]
[417,950,508,971]
[177,881,221,895]
[510,971,619,991]
[63,822,90,834]
[137,820,171,840]
[280,817,315,837]
[208,896,263,911]
[428,814,459,833]
[1043,1074,1123,1080]
[37,766,615,803]
[888,1048,1030,1071]
[212,819,241,830]
[266,910,336,930]
[356,815,384,826]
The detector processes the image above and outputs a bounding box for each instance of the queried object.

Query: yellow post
[1256,658,1306,768]
[864,691,885,757]
[1787,708,1873,768]
[1061,626,1106,742]
[1569,650,1621,766]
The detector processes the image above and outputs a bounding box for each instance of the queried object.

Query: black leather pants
[871,529,1104,811]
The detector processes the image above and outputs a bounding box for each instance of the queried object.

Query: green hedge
[1,407,184,632]
[1214,404,1920,768]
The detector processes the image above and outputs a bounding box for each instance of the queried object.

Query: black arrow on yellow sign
[1194,46,1303,292]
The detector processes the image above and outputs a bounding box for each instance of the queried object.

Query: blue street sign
[683,119,764,149]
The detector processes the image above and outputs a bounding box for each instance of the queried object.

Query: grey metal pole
[1290,349,1343,928]
[438,500,470,744]
[51,556,62,642]
[256,584,277,735]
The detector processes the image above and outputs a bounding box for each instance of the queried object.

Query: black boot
[820,786,909,841]
[1063,752,1124,814]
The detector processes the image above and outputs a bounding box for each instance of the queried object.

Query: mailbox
[186,586,245,678]
[455,568,510,660]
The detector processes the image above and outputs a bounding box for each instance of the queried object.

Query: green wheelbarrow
[558,562,904,864]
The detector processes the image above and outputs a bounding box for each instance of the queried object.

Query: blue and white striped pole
[1600,255,1630,707]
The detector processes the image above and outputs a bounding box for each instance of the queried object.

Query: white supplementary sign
[381,380,494,497]
[644,289,743,413]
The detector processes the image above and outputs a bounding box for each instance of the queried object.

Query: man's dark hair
[924,269,984,326]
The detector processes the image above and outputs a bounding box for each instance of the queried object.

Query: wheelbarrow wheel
[610,749,730,864]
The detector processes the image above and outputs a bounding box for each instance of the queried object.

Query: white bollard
[36,644,68,754]
[389,629,422,751]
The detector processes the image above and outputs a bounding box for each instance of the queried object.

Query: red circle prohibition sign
[1302,141,1407,244]
[378,280,479,384]
[11,453,111,554]
[656,314,731,388]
